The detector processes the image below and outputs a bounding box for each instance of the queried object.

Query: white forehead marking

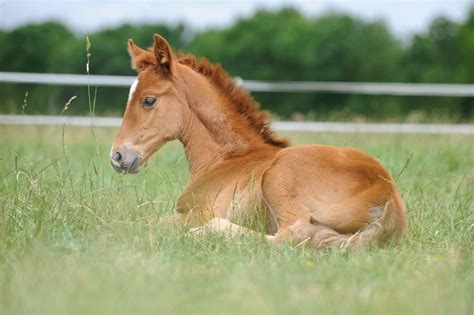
[128,77,139,102]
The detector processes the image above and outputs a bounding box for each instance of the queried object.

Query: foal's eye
[143,97,157,107]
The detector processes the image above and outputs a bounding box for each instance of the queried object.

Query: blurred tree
[404,17,460,83]
[52,23,187,115]
[403,10,473,120]
[189,8,403,117]
[457,8,474,118]
[52,23,186,75]
[0,22,187,114]
[0,7,472,121]
[0,30,6,49]
[0,22,76,113]
[0,21,75,72]
[457,8,474,83]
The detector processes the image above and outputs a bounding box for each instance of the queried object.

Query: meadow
[0,124,472,314]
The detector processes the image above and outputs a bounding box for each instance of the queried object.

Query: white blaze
[128,77,139,102]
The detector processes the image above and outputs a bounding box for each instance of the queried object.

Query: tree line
[0,7,472,121]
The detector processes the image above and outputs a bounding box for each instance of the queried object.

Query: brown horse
[110,34,406,249]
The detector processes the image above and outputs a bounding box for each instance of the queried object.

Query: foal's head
[110,34,185,173]
[111,34,288,173]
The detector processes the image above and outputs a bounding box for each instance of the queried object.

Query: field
[0,124,472,314]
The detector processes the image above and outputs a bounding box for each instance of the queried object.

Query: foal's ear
[127,39,154,72]
[153,34,174,74]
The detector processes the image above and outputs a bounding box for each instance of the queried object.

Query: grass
[0,124,472,314]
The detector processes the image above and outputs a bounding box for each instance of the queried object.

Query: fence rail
[1,72,472,135]
[1,72,473,96]
[0,115,472,135]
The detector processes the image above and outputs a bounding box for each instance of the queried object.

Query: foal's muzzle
[110,147,141,174]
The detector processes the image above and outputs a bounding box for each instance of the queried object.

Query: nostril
[110,148,140,173]
[113,151,122,162]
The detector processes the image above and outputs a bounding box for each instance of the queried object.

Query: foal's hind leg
[261,184,370,248]
[286,219,353,249]
[261,185,314,244]
[274,203,396,249]
[267,217,356,249]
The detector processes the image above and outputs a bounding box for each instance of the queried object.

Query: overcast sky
[0,0,472,38]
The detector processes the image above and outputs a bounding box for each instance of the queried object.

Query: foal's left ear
[128,39,154,72]
[153,34,174,74]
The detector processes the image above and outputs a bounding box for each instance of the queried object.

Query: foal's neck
[177,66,265,177]
[179,112,223,177]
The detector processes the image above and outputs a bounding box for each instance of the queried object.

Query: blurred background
[0,0,473,122]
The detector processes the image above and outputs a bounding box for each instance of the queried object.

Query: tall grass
[0,125,472,314]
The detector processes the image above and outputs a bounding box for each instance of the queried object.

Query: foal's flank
[110,34,406,249]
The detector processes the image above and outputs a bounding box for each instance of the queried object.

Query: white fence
[1,72,473,135]
[1,72,474,96]
[1,115,472,135]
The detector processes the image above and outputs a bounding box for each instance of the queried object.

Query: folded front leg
[189,217,275,241]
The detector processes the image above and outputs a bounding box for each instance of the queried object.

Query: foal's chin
[124,166,141,174]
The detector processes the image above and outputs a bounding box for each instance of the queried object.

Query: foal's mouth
[111,157,140,174]
[110,156,141,174]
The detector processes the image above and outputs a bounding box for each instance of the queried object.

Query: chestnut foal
[110,34,406,249]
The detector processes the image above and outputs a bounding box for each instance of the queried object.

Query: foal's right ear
[153,34,174,74]
[127,39,155,72]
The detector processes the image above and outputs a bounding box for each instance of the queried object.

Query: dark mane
[177,54,289,148]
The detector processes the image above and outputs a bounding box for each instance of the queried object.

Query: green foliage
[0,22,76,113]
[0,22,75,72]
[402,10,474,119]
[189,9,405,117]
[0,7,472,120]
[0,22,187,115]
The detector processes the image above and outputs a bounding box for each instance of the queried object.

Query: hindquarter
[262,145,401,233]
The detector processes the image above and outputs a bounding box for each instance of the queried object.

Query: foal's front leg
[190,217,276,241]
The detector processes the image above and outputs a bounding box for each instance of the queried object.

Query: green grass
[0,124,472,314]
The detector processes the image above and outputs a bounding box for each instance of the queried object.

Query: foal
[110,34,406,249]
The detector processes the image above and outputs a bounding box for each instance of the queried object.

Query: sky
[0,0,472,38]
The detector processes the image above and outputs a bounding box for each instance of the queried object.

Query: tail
[294,193,406,250]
